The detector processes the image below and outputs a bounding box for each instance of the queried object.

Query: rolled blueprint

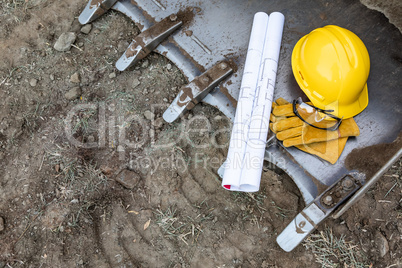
[221,12,269,191]
[222,12,285,192]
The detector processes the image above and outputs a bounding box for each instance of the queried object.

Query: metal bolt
[202,76,210,84]
[342,178,354,190]
[323,195,333,206]
[170,14,177,21]
[219,62,228,70]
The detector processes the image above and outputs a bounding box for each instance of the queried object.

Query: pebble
[153,118,164,129]
[29,78,38,87]
[65,87,82,100]
[70,72,80,83]
[114,169,141,189]
[144,110,155,121]
[50,74,55,81]
[54,32,76,52]
[132,78,141,88]
[80,24,92,34]
[0,216,4,232]
[141,59,149,68]
[109,72,116,79]
[166,63,172,70]
[117,40,130,53]
[163,98,168,102]
[397,221,402,234]
[375,231,389,257]
[142,88,148,95]
[93,29,101,34]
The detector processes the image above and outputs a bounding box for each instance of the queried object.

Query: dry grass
[303,228,368,268]
[154,206,213,245]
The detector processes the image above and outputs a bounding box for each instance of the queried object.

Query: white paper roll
[222,12,269,191]
[222,12,285,192]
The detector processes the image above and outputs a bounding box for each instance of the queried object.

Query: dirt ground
[0,0,401,267]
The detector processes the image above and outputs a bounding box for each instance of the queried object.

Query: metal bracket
[116,14,183,71]
[79,0,118,24]
[163,61,234,123]
[276,173,364,252]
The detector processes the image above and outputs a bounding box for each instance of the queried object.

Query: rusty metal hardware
[276,173,364,252]
[79,0,118,25]
[116,14,183,71]
[163,61,233,123]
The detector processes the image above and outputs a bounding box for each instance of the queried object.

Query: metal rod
[333,147,402,219]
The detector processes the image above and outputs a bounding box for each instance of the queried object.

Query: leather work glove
[270,98,360,164]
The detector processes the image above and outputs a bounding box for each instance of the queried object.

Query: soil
[0,0,401,268]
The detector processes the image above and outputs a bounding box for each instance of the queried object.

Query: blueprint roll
[245,12,285,191]
[222,12,269,191]
[222,12,285,192]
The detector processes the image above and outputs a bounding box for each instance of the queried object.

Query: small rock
[114,169,141,189]
[163,98,168,102]
[29,78,38,87]
[142,88,149,95]
[93,29,101,34]
[55,164,60,173]
[166,63,172,70]
[54,32,76,52]
[0,216,4,232]
[117,40,130,53]
[141,59,149,68]
[132,78,141,88]
[153,118,164,129]
[77,42,84,47]
[50,74,55,81]
[70,72,80,83]
[109,72,116,79]
[397,221,402,234]
[80,24,92,34]
[144,110,155,121]
[87,135,95,143]
[375,231,389,257]
[65,87,82,100]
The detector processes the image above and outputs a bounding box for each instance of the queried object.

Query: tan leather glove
[270,98,359,164]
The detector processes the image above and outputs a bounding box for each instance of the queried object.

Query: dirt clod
[65,86,82,100]
[114,169,141,189]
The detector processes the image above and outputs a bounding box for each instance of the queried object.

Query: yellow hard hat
[292,25,370,119]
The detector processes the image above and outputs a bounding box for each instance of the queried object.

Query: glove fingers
[272,103,295,117]
[272,117,303,132]
[276,126,302,141]
[275,98,290,105]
